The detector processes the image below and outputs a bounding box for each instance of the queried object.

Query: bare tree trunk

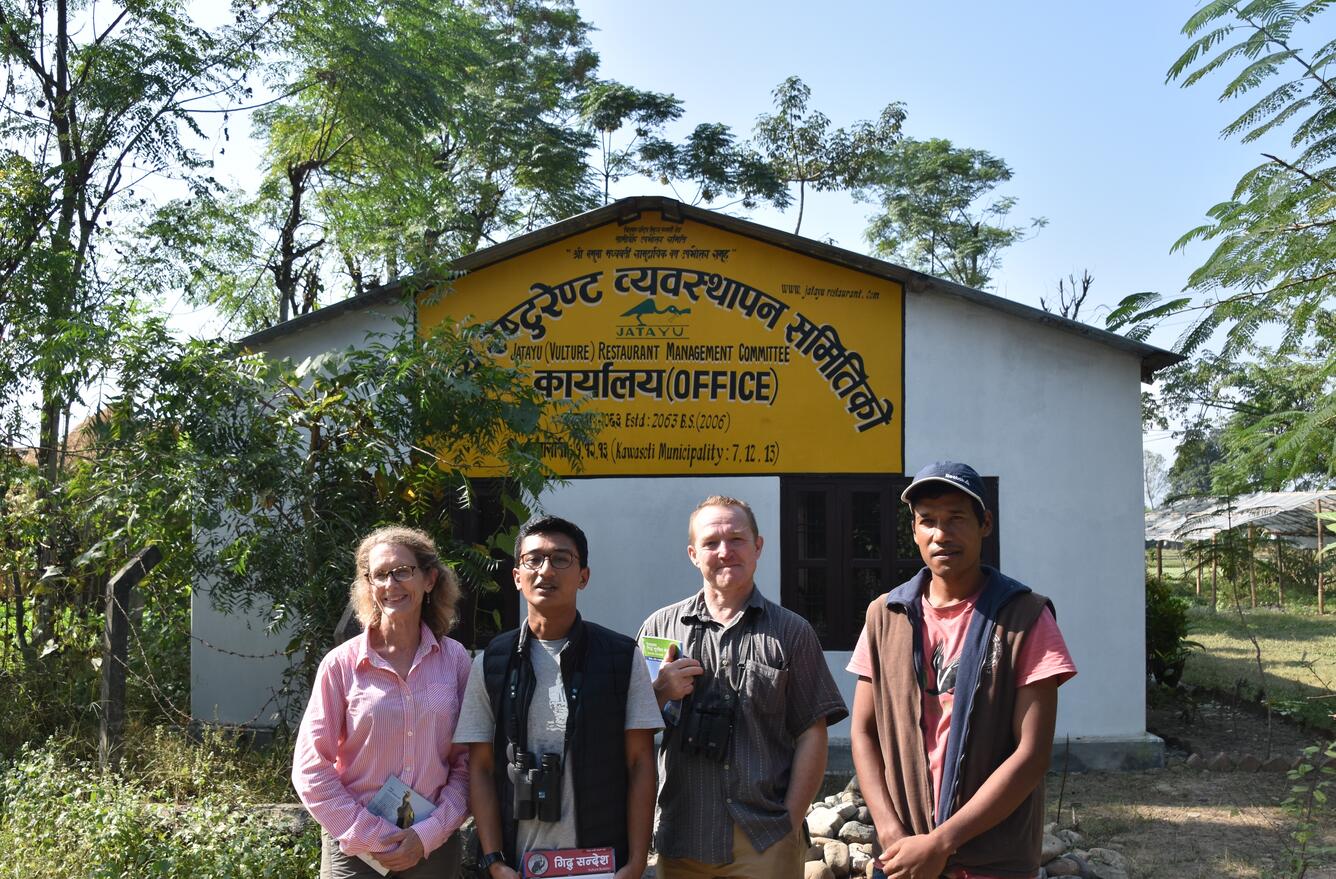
[793,179,806,236]
[1156,540,1163,580]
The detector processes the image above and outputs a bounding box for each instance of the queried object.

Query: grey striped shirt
[639,587,848,863]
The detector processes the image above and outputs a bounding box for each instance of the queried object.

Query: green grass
[1181,605,1336,732]
[1148,545,1334,613]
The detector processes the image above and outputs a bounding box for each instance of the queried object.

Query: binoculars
[508,751,563,822]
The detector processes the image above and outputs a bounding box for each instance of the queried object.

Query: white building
[192,196,1178,768]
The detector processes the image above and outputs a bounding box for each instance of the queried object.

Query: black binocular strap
[505,626,585,765]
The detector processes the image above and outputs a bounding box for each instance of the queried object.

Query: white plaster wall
[530,477,781,639]
[190,299,412,726]
[193,290,1150,745]
[903,291,1147,740]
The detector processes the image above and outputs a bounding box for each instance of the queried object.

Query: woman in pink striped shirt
[293,526,472,878]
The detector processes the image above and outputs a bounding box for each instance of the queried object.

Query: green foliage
[639,122,792,210]
[1282,739,1336,876]
[148,0,606,330]
[111,310,595,704]
[0,740,318,878]
[580,80,683,203]
[1166,421,1228,499]
[1146,575,1203,687]
[754,76,906,234]
[863,138,1046,289]
[1112,0,1336,490]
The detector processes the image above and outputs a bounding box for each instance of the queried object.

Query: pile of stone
[802,777,1133,879]
[1182,751,1296,771]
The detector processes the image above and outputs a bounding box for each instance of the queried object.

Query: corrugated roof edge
[236,195,1184,382]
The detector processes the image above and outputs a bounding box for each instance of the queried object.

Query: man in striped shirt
[640,495,847,879]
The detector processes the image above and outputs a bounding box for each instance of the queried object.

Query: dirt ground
[1045,693,1335,879]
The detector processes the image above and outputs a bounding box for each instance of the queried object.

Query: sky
[192,1,1294,464]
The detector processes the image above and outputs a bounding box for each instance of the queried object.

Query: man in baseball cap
[848,461,1077,879]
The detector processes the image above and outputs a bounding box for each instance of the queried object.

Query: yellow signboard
[418,211,904,476]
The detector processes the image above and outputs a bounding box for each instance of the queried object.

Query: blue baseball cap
[900,461,987,510]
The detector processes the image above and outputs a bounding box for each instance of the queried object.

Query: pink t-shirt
[847,592,1076,875]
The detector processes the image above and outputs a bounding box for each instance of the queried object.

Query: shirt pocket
[741,661,788,718]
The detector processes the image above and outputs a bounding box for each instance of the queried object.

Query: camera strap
[505,619,587,766]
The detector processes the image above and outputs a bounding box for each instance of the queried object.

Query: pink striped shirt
[292,623,471,857]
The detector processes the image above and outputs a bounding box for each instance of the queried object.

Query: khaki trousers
[658,823,806,879]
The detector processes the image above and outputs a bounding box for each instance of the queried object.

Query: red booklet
[521,847,616,878]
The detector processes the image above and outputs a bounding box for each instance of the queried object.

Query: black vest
[482,615,634,867]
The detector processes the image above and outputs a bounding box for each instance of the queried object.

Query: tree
[578,81,683,204]
[1145,449,1170,509]
[92,312,595,701]
[150,0,606,332]
[1040,270,1095,321]
[0,0,264,652]
[863,137,1046,289]
[753,76,905,235]
[1167,423,1227,501]
[1110,1,1336,487]
[638,122,791,210]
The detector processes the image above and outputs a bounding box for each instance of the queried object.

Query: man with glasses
[456,515,662,879]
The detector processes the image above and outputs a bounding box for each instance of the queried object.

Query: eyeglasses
[367,565,419,585]
[518,551,576,571]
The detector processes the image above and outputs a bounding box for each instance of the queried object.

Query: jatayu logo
[616,299,690,338]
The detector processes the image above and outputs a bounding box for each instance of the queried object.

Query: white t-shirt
[455,636,662,857]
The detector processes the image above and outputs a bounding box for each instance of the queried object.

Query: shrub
[0,740,318,878]
[1146,575,1202,687]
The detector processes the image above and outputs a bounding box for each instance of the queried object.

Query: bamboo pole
[1196,543,1203,596]
[1211,534,1218,610]
[1318,500,1326,615]
[1276,535,1285,609]
[1248,525,1256,608]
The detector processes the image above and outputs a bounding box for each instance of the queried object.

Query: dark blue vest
[481,615,634,867]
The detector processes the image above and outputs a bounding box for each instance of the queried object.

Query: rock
[1185,752,1205,769]
[811,837,835,847]
[838,821,877,845]
[823,840,850,878]
[1086,847,1131,879]
[849,847,871,876]
[806,807,844,839]
[1058,828,1083,847]
[1044,856,1083,876]
[1207,751,1234,771]
[1263,755,1291,772]
[844,775,861,794]
[1044,821,1057,834]
[804,861,834,879]
[806,844,825,862]
[834,800,860,821]
[855,806,871,824]
[1041,831,1066,862]
[1237,753,1263,771]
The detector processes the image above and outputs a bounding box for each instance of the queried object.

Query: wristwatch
[479,851,507,871]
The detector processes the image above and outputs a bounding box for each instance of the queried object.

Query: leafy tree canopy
[1111,0,1336,490]
[863,137,1045,289]
[754,76,906,235]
